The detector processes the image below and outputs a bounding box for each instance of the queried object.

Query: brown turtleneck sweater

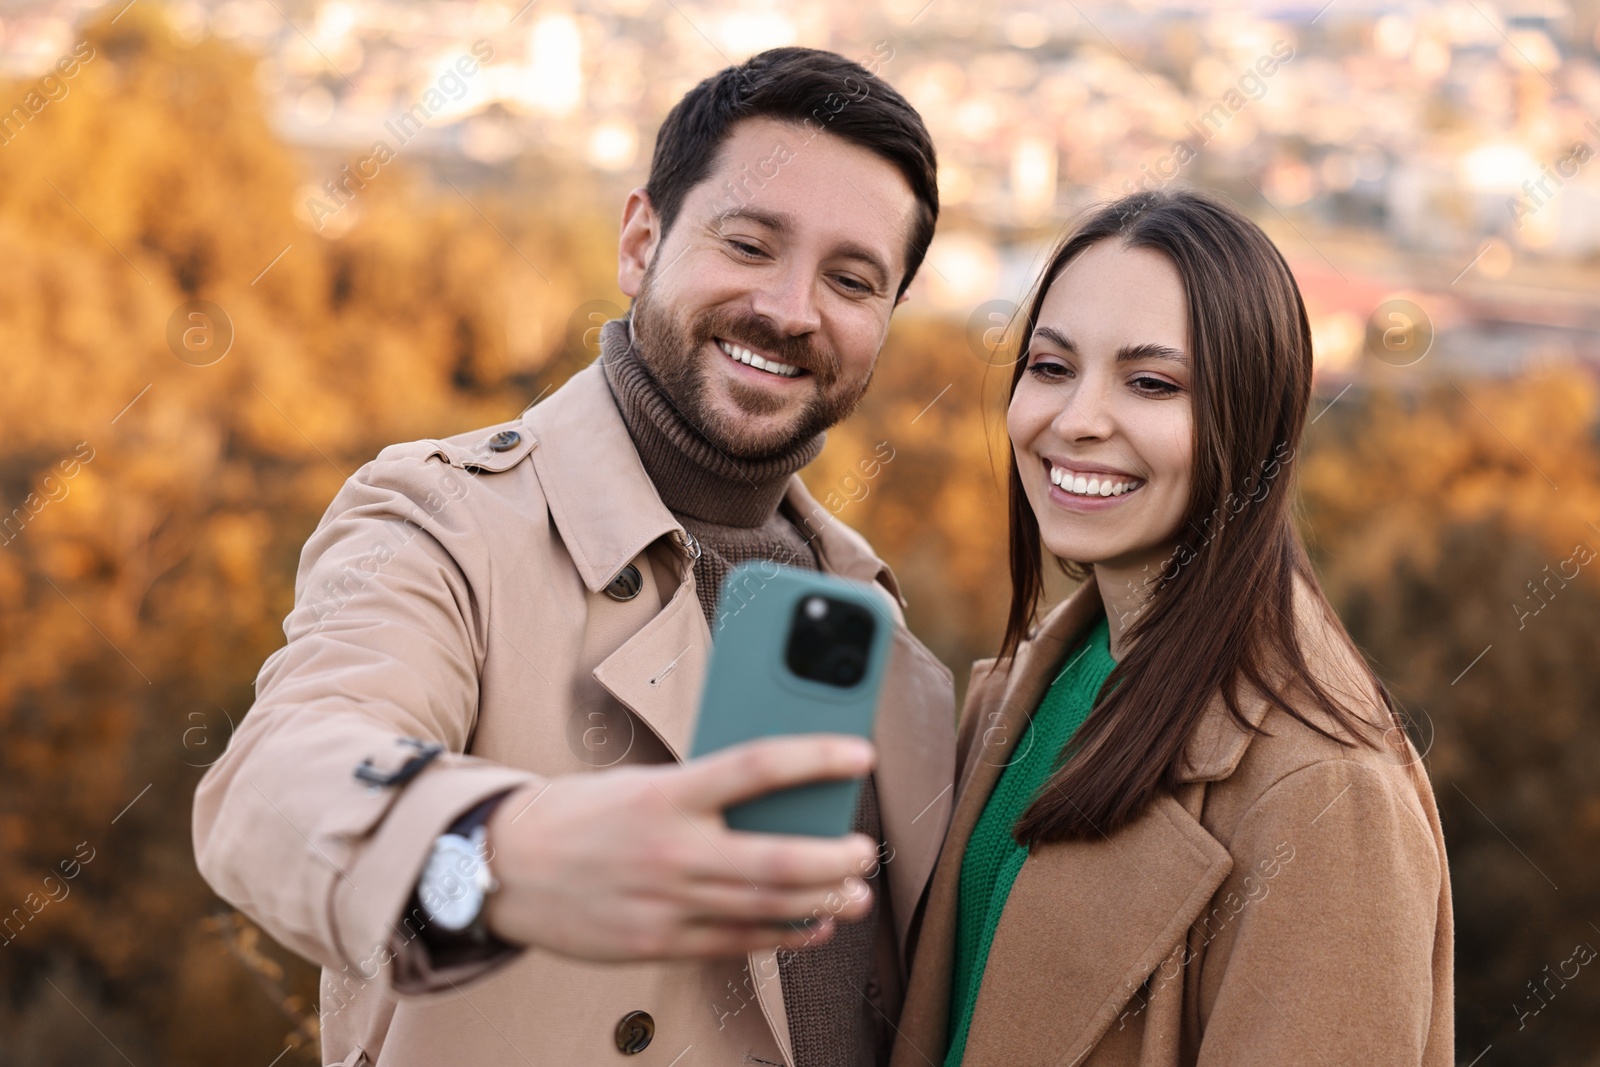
[600,318,888,1067]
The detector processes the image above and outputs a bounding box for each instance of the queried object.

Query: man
[193,46,955,1067]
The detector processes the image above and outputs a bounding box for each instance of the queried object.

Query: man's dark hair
[644,46,939,298]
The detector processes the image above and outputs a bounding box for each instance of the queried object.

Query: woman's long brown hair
[1004,189,1398,845]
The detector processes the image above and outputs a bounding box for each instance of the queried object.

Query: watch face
[420,836,484,932]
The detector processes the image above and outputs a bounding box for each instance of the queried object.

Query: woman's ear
[617,188,660,298]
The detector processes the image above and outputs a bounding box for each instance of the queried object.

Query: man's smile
[714,337,805,379]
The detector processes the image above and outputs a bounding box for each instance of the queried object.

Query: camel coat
[192,362,957,1067]
[890,573,1453,1067]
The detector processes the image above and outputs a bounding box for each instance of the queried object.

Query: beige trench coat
[890,573,1453,1067]
[193,362,957,1067]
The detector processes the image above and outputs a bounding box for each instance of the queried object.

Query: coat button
[614,1010,654,1054]
[605,564,643,601]
[486,429,521,452]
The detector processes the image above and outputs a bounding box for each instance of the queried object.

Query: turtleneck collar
[598,317,824,529]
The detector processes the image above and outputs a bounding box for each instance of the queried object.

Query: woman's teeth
[717,339,801,378]
[1050,464,1143,497]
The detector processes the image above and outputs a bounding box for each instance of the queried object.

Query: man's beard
[628,267,874,460]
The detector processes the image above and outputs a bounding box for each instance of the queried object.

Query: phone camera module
[785,595,876,689]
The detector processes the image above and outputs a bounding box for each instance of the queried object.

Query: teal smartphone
[688,561,894,837]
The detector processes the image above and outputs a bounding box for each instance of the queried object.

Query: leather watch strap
[413,789,515,966]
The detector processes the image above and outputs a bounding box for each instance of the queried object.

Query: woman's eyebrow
[1032,326,1189,367]
[1117,341,1189,366]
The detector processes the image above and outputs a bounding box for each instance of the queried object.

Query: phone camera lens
[829,654,865,686]
[786,595,876,689]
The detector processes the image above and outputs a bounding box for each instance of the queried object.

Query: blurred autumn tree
[1299,372,1600,1064]
[1,5,1598,1066]
[0,6,616,1063]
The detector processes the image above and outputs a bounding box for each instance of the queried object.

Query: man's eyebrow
[711,207,891,289]
[833,242,891,287]
[711,206,791,233]
[1031,326,1189,366]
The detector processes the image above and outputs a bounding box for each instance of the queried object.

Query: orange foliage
[0,6,1597,1065]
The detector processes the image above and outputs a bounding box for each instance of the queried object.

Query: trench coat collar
[524,360,905,601]
[523,362,683,594]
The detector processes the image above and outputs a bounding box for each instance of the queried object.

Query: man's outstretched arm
[193,448,876,996]
[191,447,541,991]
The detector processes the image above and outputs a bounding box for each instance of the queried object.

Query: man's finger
[698,831,879,889]
[671,876,874,925]
[670,734,875,811]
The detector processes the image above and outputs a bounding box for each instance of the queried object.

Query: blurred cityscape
[5,0,1600,379]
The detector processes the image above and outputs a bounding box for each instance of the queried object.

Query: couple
[193,47,1452,1066]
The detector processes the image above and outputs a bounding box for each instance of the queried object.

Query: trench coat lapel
[871,623,957,969]
[789,479,957,971]
[528,362,715,760]
[591,585,797,1067]
[590,572,709,761]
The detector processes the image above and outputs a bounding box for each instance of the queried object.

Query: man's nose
[749,263,822,336]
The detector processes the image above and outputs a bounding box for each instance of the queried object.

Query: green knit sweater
[945,614,1117,1066]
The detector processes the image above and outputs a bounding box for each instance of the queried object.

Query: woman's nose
[1051,377,1115,441]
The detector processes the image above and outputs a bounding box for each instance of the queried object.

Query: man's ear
[618,188,660,298]
[894,289,910,307]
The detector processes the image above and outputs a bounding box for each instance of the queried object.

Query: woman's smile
[1042,457,1147,512]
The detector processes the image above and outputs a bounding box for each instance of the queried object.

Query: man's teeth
[1049,464,1142,497]
[717,339,801,378]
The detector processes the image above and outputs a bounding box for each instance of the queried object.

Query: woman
[891,189,1452,1066]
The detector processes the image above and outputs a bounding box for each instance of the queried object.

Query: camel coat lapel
[891,576,1233,1067]
[891,570,1453,1067]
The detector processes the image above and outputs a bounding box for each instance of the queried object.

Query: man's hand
[483,734,879,961]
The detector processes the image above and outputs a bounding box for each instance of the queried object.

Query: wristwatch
[414,792,513,962]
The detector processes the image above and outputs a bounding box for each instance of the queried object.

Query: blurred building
[5,0,1597,379]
